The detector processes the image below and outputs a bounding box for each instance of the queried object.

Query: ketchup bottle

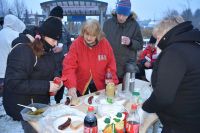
[49,77,62,96]
[105,68,113,85]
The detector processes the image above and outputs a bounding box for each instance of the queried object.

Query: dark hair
[29,37,45,58]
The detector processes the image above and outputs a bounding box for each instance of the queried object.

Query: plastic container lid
[131,104,137,110]
[116,112,122,118]
[132,92,140,96]
[88,106,95,112]
[107,68,111,72]
[104,118,111,124]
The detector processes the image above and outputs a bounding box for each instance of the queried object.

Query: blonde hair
[80,19,104,41]
[153,15,184,39]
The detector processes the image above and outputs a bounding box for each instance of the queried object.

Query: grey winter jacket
[103,13,143,78]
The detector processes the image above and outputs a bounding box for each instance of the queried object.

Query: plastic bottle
[106,82,115,104]
[126,104,140,133]
[49,77,62,105]
[131,92,140,105]
[49,77,62,96]
[84,106,98,133]
[105,68,113,85]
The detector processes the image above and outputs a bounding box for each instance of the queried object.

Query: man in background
[103,0,143,83]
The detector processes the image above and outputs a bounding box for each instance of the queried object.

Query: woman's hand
[144,61,151,68]
[68,87,77,98]
[49,81,62,93]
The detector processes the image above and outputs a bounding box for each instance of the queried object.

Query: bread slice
[71,99,80,106]
[70,120,83,130]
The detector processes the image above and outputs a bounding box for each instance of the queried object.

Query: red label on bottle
[49,92,56,96]
[125,122,139,133]
[84,126,98,133]
[53,77,62,85]
[123,112,128,128]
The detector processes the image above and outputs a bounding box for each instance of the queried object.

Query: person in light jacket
[0,14,25,89]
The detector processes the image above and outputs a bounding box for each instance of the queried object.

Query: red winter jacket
[62,36,118,95]
[139,45,157,66]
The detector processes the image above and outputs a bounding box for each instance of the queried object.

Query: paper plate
[53,115,84,133]
[60,96,82,107]
[97,96,126,105]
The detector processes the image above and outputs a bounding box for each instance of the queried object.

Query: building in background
[40,0,108,34]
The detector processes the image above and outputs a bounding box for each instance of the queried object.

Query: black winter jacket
[103,13,143,78]
[3,43,56,120]
[142,21,200,132]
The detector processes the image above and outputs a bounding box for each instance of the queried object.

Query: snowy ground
[0,97,24,133]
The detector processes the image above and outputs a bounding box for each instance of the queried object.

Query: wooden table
[29,79,158,133]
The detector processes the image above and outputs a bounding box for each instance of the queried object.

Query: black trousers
[54,86,64,103]
[77,81,97,97]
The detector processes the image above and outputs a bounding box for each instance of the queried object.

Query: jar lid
[131,104,137,110]
[88,106,94,112]
[132,92,140,96]
[104,118,111,124]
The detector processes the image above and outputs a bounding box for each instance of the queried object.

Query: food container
[97,104,125,117]
[20,103,49,121]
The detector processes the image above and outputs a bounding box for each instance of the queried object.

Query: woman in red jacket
[62,19,118,98]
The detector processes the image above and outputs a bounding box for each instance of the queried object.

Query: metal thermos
[122,59,138,93]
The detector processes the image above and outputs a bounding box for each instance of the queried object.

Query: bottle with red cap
[125,104,140,133]
[49,77,62,96]
[105,68,113,85]
[84,106,98,133]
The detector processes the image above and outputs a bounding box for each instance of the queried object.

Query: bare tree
[193,9,200,29]
[181,8,193,21]
[0,0,9,16]
[163,9,179,19]
[13,0,26,19]
[24,9,30,25]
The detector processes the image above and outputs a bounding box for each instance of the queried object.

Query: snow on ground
[0,97,24,133]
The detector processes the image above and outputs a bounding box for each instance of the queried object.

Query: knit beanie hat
[49,6,63,19]
[38,17,62,40]
[149,35,157,44]
[116,0,131,16]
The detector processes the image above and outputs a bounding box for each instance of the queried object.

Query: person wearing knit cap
[48,5,70,104]
[116,0,131,17]
[3,17,63,132]
[49,6,63,20]
[103,0,143,83]
[136,35,157,80]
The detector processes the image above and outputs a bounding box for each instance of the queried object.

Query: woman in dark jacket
[3,17,63,132]
[142,16,200,133]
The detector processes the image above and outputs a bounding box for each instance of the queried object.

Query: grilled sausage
[88,96,94,104]
[58,118,71,130]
